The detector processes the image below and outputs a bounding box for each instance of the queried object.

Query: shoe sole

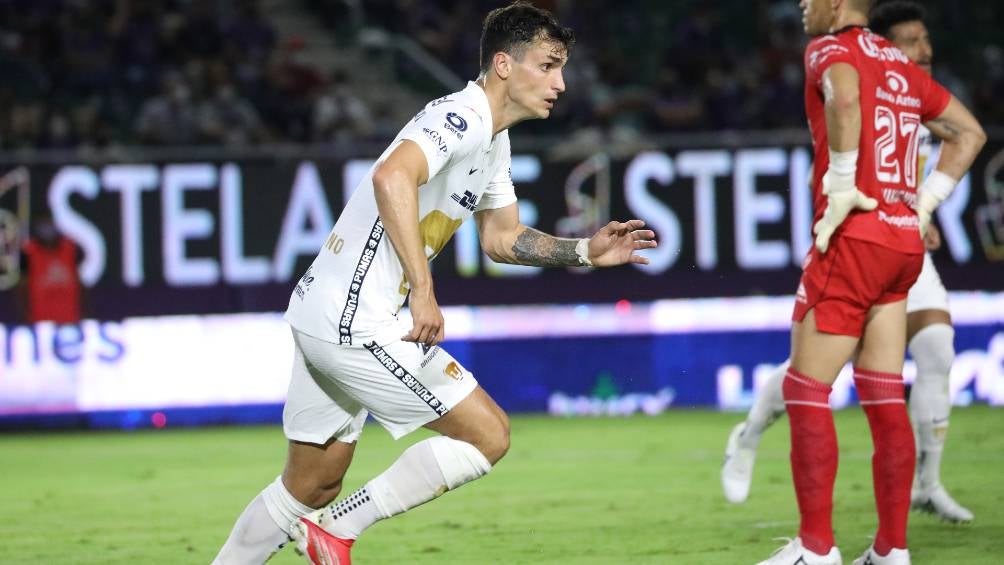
[911,500,974,524]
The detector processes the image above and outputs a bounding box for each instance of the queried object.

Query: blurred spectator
[255,37,325,141]
[0,0,997,151]
[224,0,276,65]
[57,1,118,98]
[115,0,168,98]
[17,211,87,324]
[311,71,374,143]
[198,63,268,146]
[135,72,199,145]
[649,68,707,131]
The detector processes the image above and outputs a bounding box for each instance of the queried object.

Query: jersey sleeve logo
[444,112,468,139]
[422,128,449,153]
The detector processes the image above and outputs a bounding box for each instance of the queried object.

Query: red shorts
[792,236,923,337]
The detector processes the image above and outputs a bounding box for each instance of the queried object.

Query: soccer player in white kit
[213,3,656,564]
[721,0,973,524]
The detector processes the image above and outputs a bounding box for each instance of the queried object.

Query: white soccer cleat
[722,422,757,504]
[911,484,974,523]
[851,545,910,565]
[755,537,842,565]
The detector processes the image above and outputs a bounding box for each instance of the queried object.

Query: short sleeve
[916,69,952,122]
[805,36,856,88]
[398,102,484,180]
[476,135,517,212]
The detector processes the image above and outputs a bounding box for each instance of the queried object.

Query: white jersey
[285,81,517,345]
[917,124,938,180]
[905,124,950,313]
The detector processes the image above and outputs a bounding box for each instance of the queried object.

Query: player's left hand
[586,220,657,267]
[813,169,877,254]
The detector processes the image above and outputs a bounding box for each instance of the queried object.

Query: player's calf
[854,368,914,556]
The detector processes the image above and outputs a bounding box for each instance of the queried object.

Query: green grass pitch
[2,406,1002,563]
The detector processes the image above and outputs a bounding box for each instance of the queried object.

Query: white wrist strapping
[825,148,858,192]
[575,238,593,267]
[917,170,957,210]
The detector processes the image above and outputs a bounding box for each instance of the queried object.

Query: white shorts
[906,252,949,314]
[283,328,478,443]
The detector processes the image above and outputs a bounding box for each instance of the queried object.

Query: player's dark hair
[479,1,575,75]
[869,1,926,38]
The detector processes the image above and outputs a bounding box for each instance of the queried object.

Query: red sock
[783,368,837,555]
[854,368,914,555]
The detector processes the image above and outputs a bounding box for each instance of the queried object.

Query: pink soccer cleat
[290,516,354,565]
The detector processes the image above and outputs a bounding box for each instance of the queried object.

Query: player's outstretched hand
[812,169,877,254]
[585,220,657,267]
[402,286,445,346]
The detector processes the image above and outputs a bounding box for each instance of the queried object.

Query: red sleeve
[804,36,857,88]
[915,68,952,121]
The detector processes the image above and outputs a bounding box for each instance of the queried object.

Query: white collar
[461,81,495,148]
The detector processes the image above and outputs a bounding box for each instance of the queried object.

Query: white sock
[214,477,313,564]
[739,360,788,449]
[909,323,955,490]
[317,436,492,540]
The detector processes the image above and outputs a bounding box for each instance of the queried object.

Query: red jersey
[804,26,951,254]
[22,236,82,323]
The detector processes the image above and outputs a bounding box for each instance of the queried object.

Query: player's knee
[475,415,510,465]
[909,323,955,377]
[493,408,512,462]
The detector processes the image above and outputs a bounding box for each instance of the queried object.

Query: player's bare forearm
[476,203,580,267]
[509,226,580,266]
[925,117,961,141]
[373,165,432,291]
[822,63,861,152]
[372,141,435,291]
[926,96,987,180]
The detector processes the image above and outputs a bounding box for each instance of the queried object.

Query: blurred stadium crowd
[0,0,1001,153]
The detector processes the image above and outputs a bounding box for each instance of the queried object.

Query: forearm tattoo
[511,228,580,267]
[927,117,961,141]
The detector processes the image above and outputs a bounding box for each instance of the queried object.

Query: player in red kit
[757,1,985,564]
[723,0,976,525]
